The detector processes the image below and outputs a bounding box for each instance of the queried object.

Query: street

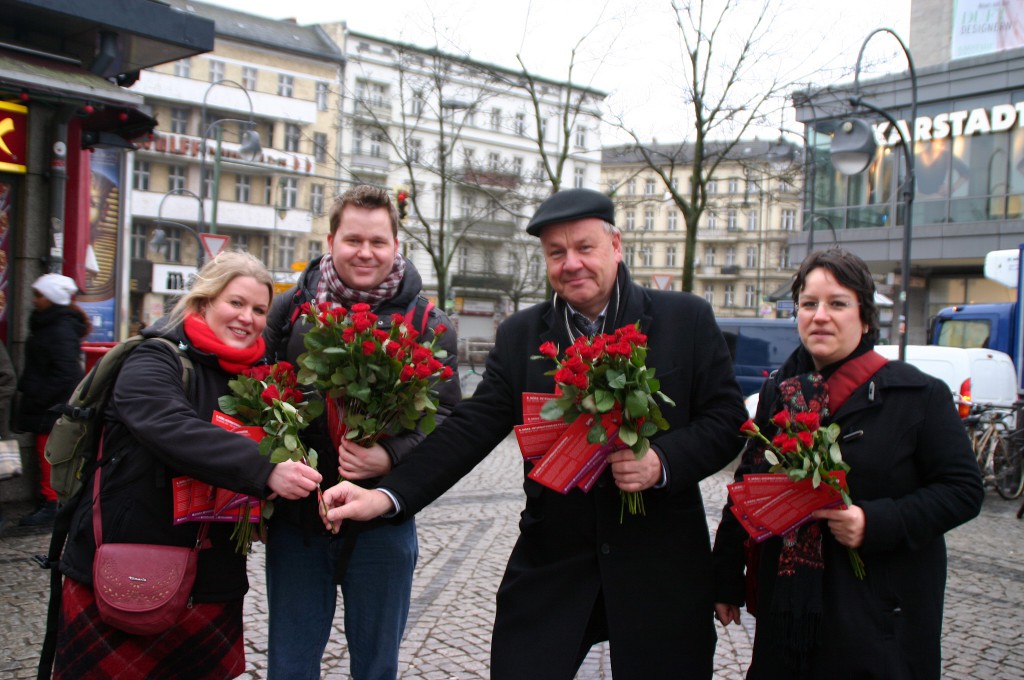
[2,434,1023,678]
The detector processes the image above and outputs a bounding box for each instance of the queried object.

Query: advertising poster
[952,0,1024,59]
[0,181,12,343]
[79,148,121,341]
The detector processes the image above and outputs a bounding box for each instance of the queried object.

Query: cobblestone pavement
[2,434,1023,679]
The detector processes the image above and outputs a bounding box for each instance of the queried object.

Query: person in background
[0,341,17,535]
[320,188,747,679]
[712,248,984,679]
[262,184,459,680]
[52,251,322,680]
[15,274,90,526]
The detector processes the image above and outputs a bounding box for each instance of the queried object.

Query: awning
[0,49,143,108]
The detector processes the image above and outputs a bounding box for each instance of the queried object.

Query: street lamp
[829,28,917,361]
[199,79,262,234]
[151,188,205,268]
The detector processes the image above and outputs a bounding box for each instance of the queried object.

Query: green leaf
[594,389,616,412]
[764,450,780,466]
[307,449,318,469]
[420,412,436,434]
[284,433,298,451]
[607,368,626,389]
[587,423,608,444]
[638,421,658,437]
[618,424,638,447]
[269,449,291,464]
[540,400,566,421]
[655,390,676,408]
[829,443,843,464]
[812,467,822,488]
[625,390,649,418]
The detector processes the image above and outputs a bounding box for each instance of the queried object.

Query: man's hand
[338,439,392,480]
[320,481,396,532]
[607,448,663,492]
[267,460,323,500]
[714,603,741,626]
[811,504,866,548]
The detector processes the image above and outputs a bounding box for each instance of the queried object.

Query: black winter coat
[376,265,748,679]
[16,305,87,433]
[712,349,984,680]
[262,258,460,529]
[59,324,278,602]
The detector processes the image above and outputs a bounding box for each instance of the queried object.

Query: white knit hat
[32,273,78,306]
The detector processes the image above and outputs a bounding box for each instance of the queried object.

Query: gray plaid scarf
[316,253,406,307]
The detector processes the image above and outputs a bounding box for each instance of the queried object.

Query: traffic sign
[651,274,673,290]
[199,233,230,260]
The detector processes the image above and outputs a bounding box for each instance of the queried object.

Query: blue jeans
[265,517,418,680]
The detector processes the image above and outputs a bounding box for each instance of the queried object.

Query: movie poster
[79,148,121,341]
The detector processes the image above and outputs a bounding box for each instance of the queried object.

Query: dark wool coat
[59,324,278,602]
[262,258,460,529]
[16,305,88,433]
[378,266,748,679]
[713,350,984,680]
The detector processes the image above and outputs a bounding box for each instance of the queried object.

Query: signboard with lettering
[152,263,199,295]
[0,101,28,174]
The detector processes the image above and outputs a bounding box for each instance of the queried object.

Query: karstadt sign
[871,102,1024,146]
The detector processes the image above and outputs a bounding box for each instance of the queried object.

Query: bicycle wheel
[992,435,1024,500]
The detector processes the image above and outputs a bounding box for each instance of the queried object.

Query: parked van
[874,344,1019,416]
[716,317,801,395]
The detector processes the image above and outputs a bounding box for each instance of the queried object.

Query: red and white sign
[651,274,673,290]
[199,233,230,260]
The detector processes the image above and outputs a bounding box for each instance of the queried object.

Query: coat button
[600,543,610,555]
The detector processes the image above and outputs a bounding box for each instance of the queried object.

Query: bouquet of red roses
[295,301,453,448]
[216,362,325,553]
[533,323,675,519]
[736,410,866,579]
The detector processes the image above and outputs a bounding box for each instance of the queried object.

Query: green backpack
[44,336,193,505]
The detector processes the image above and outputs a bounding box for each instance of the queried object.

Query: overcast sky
[200,0,913,144]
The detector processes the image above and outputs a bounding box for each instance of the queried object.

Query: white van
[874,345,1019,415]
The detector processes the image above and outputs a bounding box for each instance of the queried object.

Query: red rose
[573,374,589,390]
[554,367,574,385]
[391,313,406,326]
[331,306,348,320]
[399,364,415,382]
[740,418,758,435]
[412,346,432,363]
[342,327,356,343]
[373,329,390,342]
[779,435,799,454]
[362,340,377,356]
[284,388,304,404]
[797,431,814,449]
[434,324,447,336]
[794,411,820,431]
[440,365,454,380]
[353,314,374,333]
[384,341,401,357]
[247,365,272,381]
[261,384,281,406]
[772,409,791,429]
[539,341,558,359]
[351,303,371,313]
[414,363,434,379]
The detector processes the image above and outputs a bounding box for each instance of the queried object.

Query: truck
[930,246,1024,390]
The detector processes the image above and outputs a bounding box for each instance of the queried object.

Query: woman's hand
[812,504,866,548]
[607,448,663,492]
[320,481,396,532]
[338,439,392,480]
[714,603,742,626]
[266,460,322,500]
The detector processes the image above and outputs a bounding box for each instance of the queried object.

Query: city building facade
[602,139,803,319]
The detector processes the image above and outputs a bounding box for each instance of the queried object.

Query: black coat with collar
[16,305,88,433]
[712,349,984,680]
[379,266,747,678]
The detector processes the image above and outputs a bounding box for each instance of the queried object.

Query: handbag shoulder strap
[825,350,888,414]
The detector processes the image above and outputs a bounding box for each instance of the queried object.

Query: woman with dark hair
[16,274,91,526]
[52,252,323,680]
[712,248,984,679]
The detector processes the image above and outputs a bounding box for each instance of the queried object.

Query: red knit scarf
[183,313,266,374]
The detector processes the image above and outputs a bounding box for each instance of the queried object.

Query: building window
[625,211,635,231]
[727,209,738,230]
[704,284,715,305]
[278,74,294,97]
[575,126,586,148]
[704,246,716,267]
[728,177,739,194]
[356,79,386,107]
[641,246,653,267]
[643,209,654,230]
[515,112,526,136]
[746,246,757,268]
[667,211,678,231]
[488,151,501,170]
[745,284,756,307]
[465,108,476,127]
[167,165,185,192]
[308,239,323,261]
[747,210,758,231]
[310,184,324,215]
[235,175,251,202]
[202,167,214,200]
[724,284,735,307]
[644,178,656,196]
[280,177,298,208]
[369,133,384,158]
[491,108,502,130]
[574,167,585,189]
[242,66,257,91]
[234,233,249,253]
[706,212,717,230]
[725,246,736,266]
[707,179,717,194]
[624,245,634,266]
[780,246,792,268]
[512,156,523,176]
[208,59,224,83]
[458,246,468,273]
[174,59,191,78]
[352,129,363,155]
[411,90,424,116]
[666,246,676,267]
[285,124,301,152]
[408,138,421,163]
[316,81,329,111]
[460,194,475,217]
[781,209,796,231]
[130,223,147,259]
[626,179,636,195]
[133,161,150,191]
[165,227,182,263]
[276,235,296,271]
[264,178,273,205]
[313,132,328,163]
[170,108,188,134]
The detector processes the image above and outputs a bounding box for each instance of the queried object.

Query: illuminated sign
[871,102,1024,147]
[0,101,28,174]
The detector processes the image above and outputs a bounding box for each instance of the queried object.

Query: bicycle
[963,402,1024,500]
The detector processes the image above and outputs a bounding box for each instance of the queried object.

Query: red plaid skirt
[54,577,245,680]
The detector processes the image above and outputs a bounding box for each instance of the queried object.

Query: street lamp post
[829,28,917,361]
[153,188,205,268]
[199,79,262,234]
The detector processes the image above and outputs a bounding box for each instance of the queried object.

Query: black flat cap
[525,188,615,236]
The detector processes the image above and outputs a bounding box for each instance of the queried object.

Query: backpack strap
[404,295,435,338]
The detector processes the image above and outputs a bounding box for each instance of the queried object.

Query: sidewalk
[3,433,1023,678]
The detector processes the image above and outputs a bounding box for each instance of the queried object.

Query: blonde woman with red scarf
[51,251,323,680]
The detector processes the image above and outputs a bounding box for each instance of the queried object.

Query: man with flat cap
[322,188,747,678]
